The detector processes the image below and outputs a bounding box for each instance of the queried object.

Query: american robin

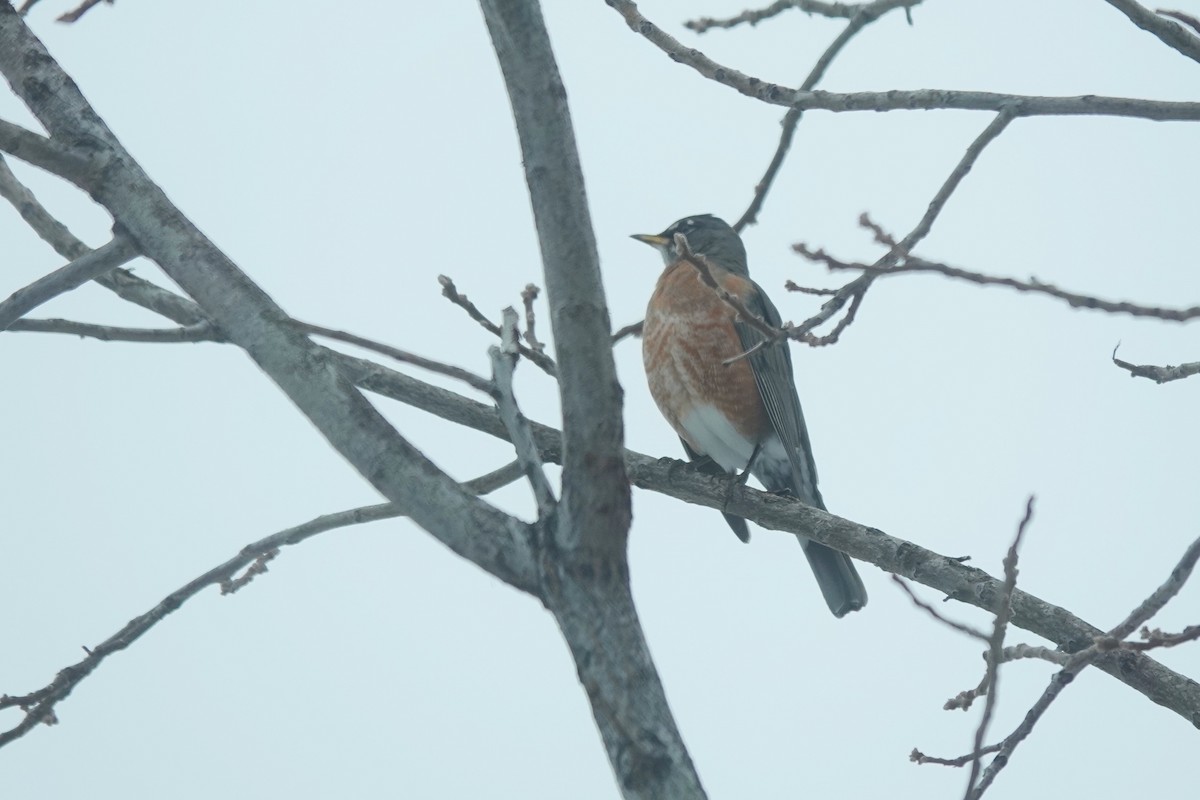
[633,214,867,617]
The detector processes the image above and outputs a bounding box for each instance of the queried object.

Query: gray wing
[731,281,825,510]
[734,282,868,617]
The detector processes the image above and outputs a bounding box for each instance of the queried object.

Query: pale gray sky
[3,2,1199,798]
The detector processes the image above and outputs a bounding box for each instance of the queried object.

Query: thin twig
[0,459,524,746]
[967,534,1200,799]
[892,576,989,641]
[297,320,493,393]
[439,275,558,376]
[220,550,279,595]
[784,282,840,296]
[964,497,1033,797]
[1105,624,1200,652]
[0,235,138,331]
[7,318,218,343]
[57,0,112,24]
[670,232,791,364]
[520,283,545,352]
[0,154,86,258]
[943,673,990,712]
[999,643,1069,666]
[490,307,557,518]
[688,0,917,32]
[790,110,1015,343]
[1111,346,1200,384]
[800,240,1200,322]
[911,744,1003,768]
[735,0,923,230]
[611,320,643,343]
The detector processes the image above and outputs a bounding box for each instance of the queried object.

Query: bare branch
[998,643,1069,667]
[1106,624,1200,652]
[0,153,209,325]
[968,534,1200,799]
[735,0,923,230]
[520,282,545,352]
[605,3,1200,120]
[481,4,690,797]
[0,154,86,258]
[346,352,1200,728]
[784,282,840,296]
[439,274,558,376]
[798,241,1200,322]
[1157,8,1200,35]
[688,0,919,32]
[788,89,1200,119]
[0,235,138,331]
[1112,347,1200,384]
[0,5,539,597]
[481,0,631,556]
[789,110,1014,343]
[7,317,218,342]
[296,320,494,394]
[892,576,989,641]
[0,458,525,749]
[686,0,798,31]
[0,117,91,180]
[491,306,557,517]
[56,0,111,24]
[611,319,643,343]
[965,497,1033,797]
[1105,0,1200,63]
[911,744,1003,768]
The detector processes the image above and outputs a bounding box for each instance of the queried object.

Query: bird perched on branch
[633,214,866,617]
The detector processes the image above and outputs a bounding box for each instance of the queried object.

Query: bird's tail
[800,540,867,618]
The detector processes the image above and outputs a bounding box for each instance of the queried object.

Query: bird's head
[632,214,748,275]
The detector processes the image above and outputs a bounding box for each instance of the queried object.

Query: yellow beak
[631,233,669,247]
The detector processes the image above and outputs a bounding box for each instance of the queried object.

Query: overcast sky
[4,2,1200,798]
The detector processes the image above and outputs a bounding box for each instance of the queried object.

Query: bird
[633,214,867,617]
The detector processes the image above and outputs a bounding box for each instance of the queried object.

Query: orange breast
[642,260,767,452]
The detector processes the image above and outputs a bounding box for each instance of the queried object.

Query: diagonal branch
[0,116,92,179]
[0,459,525,749]
[967,533,1200,799]
[1105,0,1200,64]
[789,110,1015,343]
[297,319,494,393]
[0,234,138,330]
[0,5,539,597]
[0,152,209,325]
[735,0,923,230]
[344,355,1200,728]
